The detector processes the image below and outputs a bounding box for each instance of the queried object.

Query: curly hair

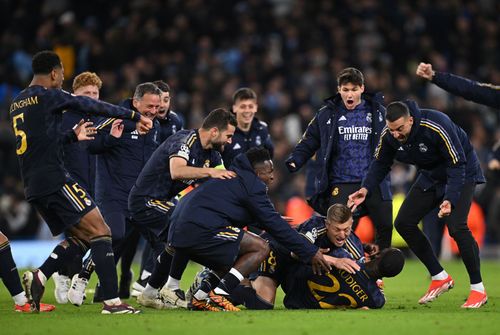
[72,72,103,92]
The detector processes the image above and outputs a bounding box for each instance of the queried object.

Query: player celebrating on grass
[10,50,151,314]
[348,101,487,308]
[168,147,333,311]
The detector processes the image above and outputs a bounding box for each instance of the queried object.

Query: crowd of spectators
[0,0,498,247]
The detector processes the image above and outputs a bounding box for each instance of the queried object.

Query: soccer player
[167,147,332,311]
[67,82,163,305]
[154,80,183,141]
[130,108,238,309]
[286,68,393,250]
[348,101,487,308]
[10,50,151,314]
[0,231,55,312]
[222,88,274,168]
[237,204,402,309]
[53,71,103,304]
[129,80,184,297]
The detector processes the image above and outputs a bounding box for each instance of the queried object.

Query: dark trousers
[395,182,482,284]
[328,183,393,249]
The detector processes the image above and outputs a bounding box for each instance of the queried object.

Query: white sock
[165,276,180,291]
[143,284,158,298]
[104,297,121,305]
[229,268,244,281]
[37,270,47,286]
[140,270,151,280]
[194,289,209,300]
[431,270,449,281]
[213,287,229,295]
[470,282,485,293]
[13,292,28,306]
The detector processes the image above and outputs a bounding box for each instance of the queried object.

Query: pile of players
[1,50,496,314]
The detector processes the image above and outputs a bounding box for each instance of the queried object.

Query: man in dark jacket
[286,68,392,250]
[67,82,162,305]
[168,147,332,311]
[349,100,487,309]
[222,88,274,168]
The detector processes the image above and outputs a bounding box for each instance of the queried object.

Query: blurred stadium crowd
[0,0,498,250]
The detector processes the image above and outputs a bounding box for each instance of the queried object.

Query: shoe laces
[72,277,88,291]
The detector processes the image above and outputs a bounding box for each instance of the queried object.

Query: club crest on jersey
[332,187,339,196]
[255,135,262,146]
[419,143,428,153]
[204,159,210,168]
[366,113,372,123]
[84,198,91,206]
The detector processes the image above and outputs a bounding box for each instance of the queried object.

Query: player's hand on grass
[438,200,452,218]
[74,119,96,141]
[136,115,152,135]
[324,255,360,274]
[416,62,435,80]
[311,249,332,275]
[347,187,368,212]
[208,168,237,179]
[110,119,124,138]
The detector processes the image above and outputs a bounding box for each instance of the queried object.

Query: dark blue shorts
[129,198,175,256]
[30,181,96,236]
[172,225,244,271]
[254,236,293,284]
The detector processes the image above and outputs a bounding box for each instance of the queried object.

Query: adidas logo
[339,115,347,121]
[233,143,241,150]
[398,147,404,151]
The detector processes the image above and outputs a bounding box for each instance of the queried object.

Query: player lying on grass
[189,204,404,309]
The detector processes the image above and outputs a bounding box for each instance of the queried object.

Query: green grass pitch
[0,260,499,335]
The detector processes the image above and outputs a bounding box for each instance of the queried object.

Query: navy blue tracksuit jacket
[222,117,273,169]
[61,110,97,197]
[432,72,499,109]
[363,100,485,207]
[168,153,318,263]
[431,72,500,161]
[286,93,391,211]
[90,99,161,212]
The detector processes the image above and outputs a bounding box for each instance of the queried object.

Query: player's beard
[212,141,226,153]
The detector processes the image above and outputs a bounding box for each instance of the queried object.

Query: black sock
[215,271,242,296]
[90,235,118,300]
[39,238,86,279]
[79,254,95,280]
[169,250,190,280]
[197,270,220,295]
[148,249,173,289]
[0,241,24,297]
[231,285,274,310]
[59,237,87,277]
[140,243,155,275]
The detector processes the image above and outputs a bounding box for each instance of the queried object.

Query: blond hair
[72,72,102,92]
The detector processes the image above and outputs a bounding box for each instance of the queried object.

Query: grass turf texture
[0,260,499,335]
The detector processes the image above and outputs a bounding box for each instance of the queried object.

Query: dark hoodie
[362,100,484,207]
[168,153,318,263]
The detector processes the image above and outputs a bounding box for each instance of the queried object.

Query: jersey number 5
[12,113,27,155]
